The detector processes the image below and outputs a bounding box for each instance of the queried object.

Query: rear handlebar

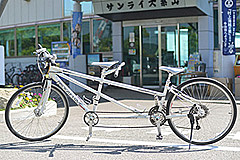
[114,62,125,78]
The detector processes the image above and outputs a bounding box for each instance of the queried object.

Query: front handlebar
[36,44,57,75]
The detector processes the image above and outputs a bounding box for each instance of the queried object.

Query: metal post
[158,25,162,88]
[14,28,17,56]
[177,23,181,84]
[90,18,93,53]
[60,22,64,41]
[177,23,180,68]
[69,0,86,92]
[35,25,38,49]
[218,0,222,53]
[139,26,143,86]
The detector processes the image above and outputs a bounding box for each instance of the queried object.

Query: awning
[93,0,211,22]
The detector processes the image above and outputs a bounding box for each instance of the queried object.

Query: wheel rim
[168,80,236,144]
[6,84,68,141]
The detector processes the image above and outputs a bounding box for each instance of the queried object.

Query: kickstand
[86,120,93,141]
[156,121,163,140]
[187,113,195,150]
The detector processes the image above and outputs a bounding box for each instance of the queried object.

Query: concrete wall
[112,21,122,62]
[198,2,214,77]
[0,0,63,27]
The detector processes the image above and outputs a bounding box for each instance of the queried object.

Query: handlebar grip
[114,62,125,78]
[38,44,43,49]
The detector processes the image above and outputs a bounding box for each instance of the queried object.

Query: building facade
[0,0,113,76]
[0,0,240,88]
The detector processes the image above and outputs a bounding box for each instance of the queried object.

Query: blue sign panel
[222,0,237,55]
[72,11,83,58]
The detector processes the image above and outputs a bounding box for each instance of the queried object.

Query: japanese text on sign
[106,0,180,12]
[222,0,236,55]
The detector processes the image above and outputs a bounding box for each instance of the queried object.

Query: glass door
[160,25,178,85]
[122,26,140,86]
[141,25,178,87]
[142,26,159,86]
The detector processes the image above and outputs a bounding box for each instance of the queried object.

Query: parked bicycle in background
[5,63,42,87]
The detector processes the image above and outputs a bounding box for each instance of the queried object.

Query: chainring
[83,111,99,126]
[148,106,166,126]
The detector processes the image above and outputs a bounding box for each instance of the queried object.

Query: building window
[93,19,112,52]
[38,23,61,51]
[0,29,15,57]
[214,8,219,49]
[82,21,90,54]
[64,0,94,17]
[63,21,71,41]
[16,26,35,56]
[236,7,240,48]
[81,2,94,15]
[64,0,73,17]
[179,23,199,67]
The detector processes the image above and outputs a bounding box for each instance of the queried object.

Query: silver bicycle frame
[46,66,194,119]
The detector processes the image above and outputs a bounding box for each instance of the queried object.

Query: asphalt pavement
[0,87,240,160]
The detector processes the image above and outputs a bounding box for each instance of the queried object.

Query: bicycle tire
[5,82,69,141]
[166,78,237,145]
[5,73,11,85]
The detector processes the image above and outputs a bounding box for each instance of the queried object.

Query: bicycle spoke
[6,83,69,141]
[167,78,236,145]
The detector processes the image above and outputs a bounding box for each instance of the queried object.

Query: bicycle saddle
[91,61,119,68]
[159,66,185,75]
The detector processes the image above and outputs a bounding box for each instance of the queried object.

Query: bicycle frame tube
[50,72,144,114]
[50,66,164,97]
[48,66,165,114]
[48,66,199,117]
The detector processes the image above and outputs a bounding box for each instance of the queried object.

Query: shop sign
[222,0,237,55]
[95,0,185,14]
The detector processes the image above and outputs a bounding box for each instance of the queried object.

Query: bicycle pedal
[156,135,163,140]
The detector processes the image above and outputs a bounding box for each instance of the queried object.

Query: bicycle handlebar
[114,62,125,78]
[36,44,57,75]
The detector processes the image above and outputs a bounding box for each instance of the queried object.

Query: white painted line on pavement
[52,135,240,152]
[227,132,240,140]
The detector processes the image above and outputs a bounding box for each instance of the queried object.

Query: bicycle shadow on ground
[0,140,215,157]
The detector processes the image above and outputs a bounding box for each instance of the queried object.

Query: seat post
[160,72,173,105]
[93,68,107,111]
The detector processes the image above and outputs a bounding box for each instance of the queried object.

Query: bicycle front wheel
[166,78,237,145]
[5,82,69,141]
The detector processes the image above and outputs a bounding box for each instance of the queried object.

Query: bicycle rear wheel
[166,78,237,145]
[5,82,69,141]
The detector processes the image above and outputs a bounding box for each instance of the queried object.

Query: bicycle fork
[35,79,52,117]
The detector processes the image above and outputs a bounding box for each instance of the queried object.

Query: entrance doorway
[142,26,159,86]
[122,22,198,88]
[141,25,178,87]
